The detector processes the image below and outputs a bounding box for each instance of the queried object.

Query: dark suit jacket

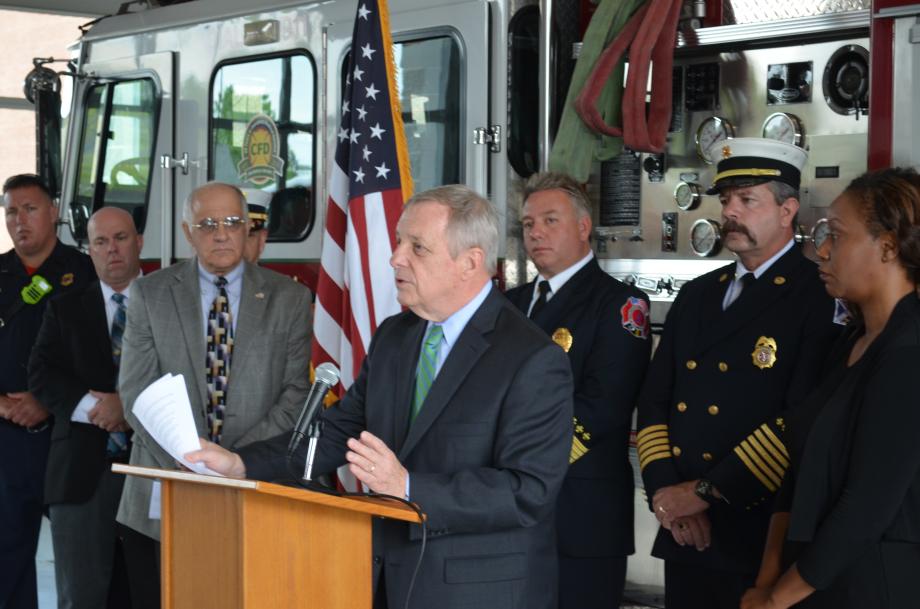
[240,286,574,609]
[506,258,651,557]
[636,244,840,573]
[29,280,120,505]
[776,294,920,607]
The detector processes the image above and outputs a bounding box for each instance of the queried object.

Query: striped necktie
[205,277,233,443]
[410,324,444,424]
[107,293,128,456]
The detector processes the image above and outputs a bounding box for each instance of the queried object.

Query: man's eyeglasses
[190,216,247,234]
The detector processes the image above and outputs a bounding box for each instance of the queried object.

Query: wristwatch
[694,478,720,504]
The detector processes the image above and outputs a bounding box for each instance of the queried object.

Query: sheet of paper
[70,393,97,423]
[132,373,223,477]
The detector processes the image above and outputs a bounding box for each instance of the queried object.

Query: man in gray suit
[189,185,573,609]
[117,182,312,607]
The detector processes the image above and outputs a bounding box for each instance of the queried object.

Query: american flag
[311,0,413,488]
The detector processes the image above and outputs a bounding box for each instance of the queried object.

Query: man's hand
[346,431,408,498]
[0,394,14,419]
[4,392,50,428]
[88,390,130,432]
[740,586,780,609]
[669,512,711,551]
[653,480,709,526]
[185,438,247,478]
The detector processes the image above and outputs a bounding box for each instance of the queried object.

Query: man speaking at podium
[189,185,574,609]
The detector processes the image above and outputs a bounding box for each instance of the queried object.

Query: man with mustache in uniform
[635,139,841,609]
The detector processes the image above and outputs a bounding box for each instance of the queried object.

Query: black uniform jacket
[506,258,651,557]
[778,293,920,608]
[29,280,122,505]
[239,287,574,609]
[636,244,840,573]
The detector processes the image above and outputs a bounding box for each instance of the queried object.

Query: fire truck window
[72,79,157,234]
[340,35,460,192]
[210,53,316,242]
[508,6,539,178]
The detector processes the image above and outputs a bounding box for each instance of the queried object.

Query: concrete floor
[37,517,57,609]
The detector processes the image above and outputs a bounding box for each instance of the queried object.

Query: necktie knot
[537,280,551,297]
[530,280,552,319]
[740,272,756,288]
[215,276,228,289]
[424,324,444,349]
[111,292,126,306]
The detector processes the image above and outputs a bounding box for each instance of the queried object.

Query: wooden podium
[113,464,423,609]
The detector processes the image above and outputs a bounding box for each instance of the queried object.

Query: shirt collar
[99,271,142,301]
[197,259,244,286]
[538,250,594,295]
[430,281,493,350]
[734,238,794,280]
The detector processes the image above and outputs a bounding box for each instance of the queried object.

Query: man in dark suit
[30,207,139,609]
[505,172,651,609]
[189,185,574,609]
[0,174,96,609]
[635,139,841,609]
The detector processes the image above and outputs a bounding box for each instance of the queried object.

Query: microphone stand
[302,418,324,482]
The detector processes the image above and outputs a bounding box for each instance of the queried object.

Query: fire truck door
[63,51,174,267]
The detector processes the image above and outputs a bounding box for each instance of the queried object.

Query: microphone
[287,362,340,457]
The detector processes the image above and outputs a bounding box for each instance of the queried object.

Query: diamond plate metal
[723,0,871,24]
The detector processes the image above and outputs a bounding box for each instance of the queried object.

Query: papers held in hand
[132,373,223,477]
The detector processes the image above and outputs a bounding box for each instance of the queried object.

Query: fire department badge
[751,336,777,369]
[237,114,285,186]
[552,328,573,353]
[620,297,650,339]
[60,273,74,287]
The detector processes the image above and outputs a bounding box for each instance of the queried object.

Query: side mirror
[67,201,89,243]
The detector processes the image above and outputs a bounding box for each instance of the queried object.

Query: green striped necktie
[411,324,444,424]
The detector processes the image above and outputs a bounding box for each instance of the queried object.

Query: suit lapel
[171,260,208,408]
[693,247,806,355]
[397,289,500,460]
[392,320,426,452]
[227,262,265,405]
[83,281,116,376]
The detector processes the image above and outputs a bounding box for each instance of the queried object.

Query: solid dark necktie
[410,324,444,424]
[205,277,233,444]
[529,280,552,319]
[107,292,128,455]
[728,272,756,308]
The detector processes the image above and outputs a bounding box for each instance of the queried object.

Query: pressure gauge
[762,112,804,147]
[690,218,722,257]
[695,116,735,164]
[674,181,702,211]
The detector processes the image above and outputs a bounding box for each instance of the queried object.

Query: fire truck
[22,0,920,602]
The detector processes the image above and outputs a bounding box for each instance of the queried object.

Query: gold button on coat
[672,446,682,456]
[708,405,719,415]
[686,360,697,370]
[702,452,713,461]
[718,362,728,372]
[677,402,687,412]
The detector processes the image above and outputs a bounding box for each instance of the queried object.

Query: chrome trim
[877,5,920,18]
[538,0,552,170]
[677,10,870,48]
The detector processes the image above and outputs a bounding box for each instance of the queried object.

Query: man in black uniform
[635,139,841,609]
[0,174,95,609]
[242,190,269,264]
[506,172,651,609]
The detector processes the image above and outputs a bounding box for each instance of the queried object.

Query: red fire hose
[574,0,682,153]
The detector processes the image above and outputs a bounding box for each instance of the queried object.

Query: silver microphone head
[315,362,341,386]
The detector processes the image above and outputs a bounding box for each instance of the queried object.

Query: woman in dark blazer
[741,167,920,609]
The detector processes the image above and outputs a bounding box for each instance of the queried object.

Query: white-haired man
[189,185,574,609]
[115,182,312,607]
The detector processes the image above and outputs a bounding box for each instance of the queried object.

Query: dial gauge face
[762,112,804,147]
[690,218,722,257]
[695,117,735,164]
[674,181,702,211]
